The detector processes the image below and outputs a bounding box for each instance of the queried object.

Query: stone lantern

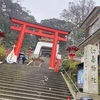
[27,47,32,58]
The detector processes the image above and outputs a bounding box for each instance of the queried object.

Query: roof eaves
[80,6,100,28]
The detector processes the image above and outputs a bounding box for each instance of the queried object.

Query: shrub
[0,45,6,61]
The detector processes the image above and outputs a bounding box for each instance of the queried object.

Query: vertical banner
[83,44,98,94]
[6,48,17,64]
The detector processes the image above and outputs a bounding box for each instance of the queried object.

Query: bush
[0,45,6,61]
[62,58,79,82]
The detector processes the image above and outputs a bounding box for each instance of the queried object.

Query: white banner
[6,49,17,64]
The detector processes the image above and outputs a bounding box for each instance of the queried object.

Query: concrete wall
[77,92,100,100]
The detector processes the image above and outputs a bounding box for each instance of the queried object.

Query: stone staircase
[0,58,74,100]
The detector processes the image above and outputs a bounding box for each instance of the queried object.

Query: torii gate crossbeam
[8,16,69,68]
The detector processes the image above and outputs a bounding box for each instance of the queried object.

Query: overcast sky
[21,0,100,22]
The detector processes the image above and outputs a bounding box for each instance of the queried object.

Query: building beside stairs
[78,6,100,63]
[77,6,100,95]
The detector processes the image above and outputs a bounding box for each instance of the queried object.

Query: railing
[62,67,80,93]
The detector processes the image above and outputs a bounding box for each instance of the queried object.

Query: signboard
[77,69,84,88]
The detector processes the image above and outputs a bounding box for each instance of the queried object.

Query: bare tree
[60,0,95,26]
[12,0,22,3]
[60,0,95,46]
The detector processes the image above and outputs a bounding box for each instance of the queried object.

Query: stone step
[0,73,65,83]
[0,63,74,99]
[0,84,71,96]
[0,91,72,100]
[0,71,62,78]
[0,75,67,85]
[0,86,72,98]
[0,74,68,88]
[0,81,70,93]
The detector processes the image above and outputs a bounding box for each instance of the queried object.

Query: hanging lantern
[66,46,79,60]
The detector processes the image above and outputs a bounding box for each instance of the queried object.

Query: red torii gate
[9,17,69,68]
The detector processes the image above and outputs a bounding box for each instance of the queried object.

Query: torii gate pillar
[14,24,26,57]
[50,32,58,68]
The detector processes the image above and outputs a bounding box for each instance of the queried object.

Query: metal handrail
[62,67,80,93]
